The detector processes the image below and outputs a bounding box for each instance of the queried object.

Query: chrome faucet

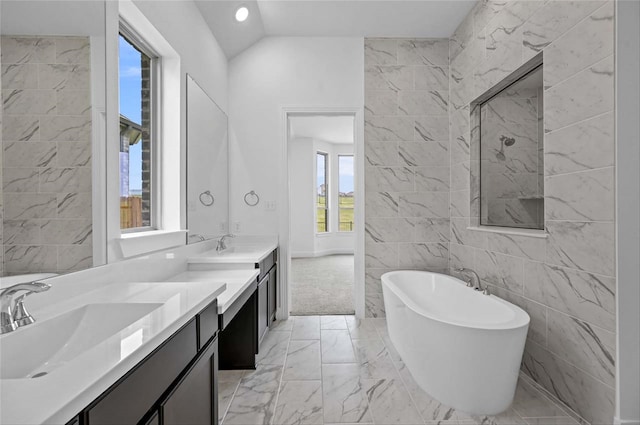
[0,282,51,334]
[456,268,490,295]
[216,233,235,253]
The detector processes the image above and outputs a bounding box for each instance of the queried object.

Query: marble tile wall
[364,38,450,317]
[1,36,93,275]
[1,79,3,277]
[449,1,615,423]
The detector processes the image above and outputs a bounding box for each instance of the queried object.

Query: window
[338,155,354,231]
[316,152,328,233]
[473,54,544,230]
[118,29,157,230]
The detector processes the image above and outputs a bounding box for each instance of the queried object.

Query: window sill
[119,230,187,258]
[467,226,548,239]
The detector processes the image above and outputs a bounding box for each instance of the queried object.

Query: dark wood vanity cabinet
[161,337,218,425]
[81,300,219,425]
[218,248,278,370]
[257,249,278,330]
[257,274,269,344]
[268,265,277,323]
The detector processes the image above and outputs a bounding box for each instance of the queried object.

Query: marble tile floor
[220,316,582,425]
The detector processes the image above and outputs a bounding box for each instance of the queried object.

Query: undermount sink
[0,303,162,380]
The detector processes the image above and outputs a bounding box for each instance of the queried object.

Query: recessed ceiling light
[235,6,249,22]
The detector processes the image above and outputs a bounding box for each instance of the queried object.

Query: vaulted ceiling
[195,0,475,59]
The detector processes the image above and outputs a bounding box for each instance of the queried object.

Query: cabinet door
[257,274,268,344]
[144,411,159,425]
[268,265,277,323]
[161,338,218,425]
[87,320,197,425]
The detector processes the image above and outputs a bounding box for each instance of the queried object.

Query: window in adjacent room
[338,155,354,232]
[316,152,329,233]
[118,29,158,231]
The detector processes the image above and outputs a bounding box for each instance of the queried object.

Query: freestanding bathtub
[381,270,530,415]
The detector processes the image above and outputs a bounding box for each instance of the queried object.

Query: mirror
[1,1,106,277]
[476,62,544,230]
[186,75,229,243]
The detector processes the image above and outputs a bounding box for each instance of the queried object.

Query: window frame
[316,151,329,234]
[118,22,162,233]
[337,154,354,233]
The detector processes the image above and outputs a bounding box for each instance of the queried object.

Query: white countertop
[166,269,259,313]
[187,239,277,265]
[0,280,226,425]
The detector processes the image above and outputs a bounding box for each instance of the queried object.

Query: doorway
[287,114,357,315]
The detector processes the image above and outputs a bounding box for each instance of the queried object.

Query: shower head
[495,135,515,161]
[500,135,516,146]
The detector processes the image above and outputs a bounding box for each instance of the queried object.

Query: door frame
[279,106,365,319]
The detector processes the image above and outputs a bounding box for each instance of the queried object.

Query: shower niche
[471,54,544,230]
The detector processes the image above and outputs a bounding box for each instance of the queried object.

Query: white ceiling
[289,115,355,144]
[195,0,475,59]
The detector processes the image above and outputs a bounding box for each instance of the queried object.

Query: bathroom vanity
[0,237,279,424]
[73,299,220,425]
[0,277,227,425]
[186,240,279,369]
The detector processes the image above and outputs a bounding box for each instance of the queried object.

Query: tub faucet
[456,268,490,295]
[216,233,235,252]
[0,282,51,334]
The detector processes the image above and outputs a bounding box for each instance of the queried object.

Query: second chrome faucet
[216,233,235,253]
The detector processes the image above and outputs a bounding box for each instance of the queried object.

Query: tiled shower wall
[479,83,544,228]
[364,38,450,317]
[1,36,93,275]
[449,1,615,424]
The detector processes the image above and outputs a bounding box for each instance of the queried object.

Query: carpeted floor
[290,255,354,315]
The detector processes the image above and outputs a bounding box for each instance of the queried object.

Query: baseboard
[614,417,640,425]
[291,249,354,258]
[518,372,588,424]
[291,251,315,258]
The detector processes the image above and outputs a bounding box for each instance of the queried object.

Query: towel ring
[199,190,215,206]
[244,190,260,207]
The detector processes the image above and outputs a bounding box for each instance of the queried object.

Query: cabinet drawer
[219,281,257,330]
[197,299,218,349]
[257,250,276,281]
[87,319,197,425]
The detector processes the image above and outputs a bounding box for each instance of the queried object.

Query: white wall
[228,37,363,234]
[228,36,364,317]
[289,137,315,255]
[104,0,228,261]
[290,137,355,257]
[615,1,640,423]
[131,1,228,113]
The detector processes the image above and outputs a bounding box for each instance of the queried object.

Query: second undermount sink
[218,246,259,255]
[0,303,162,380]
